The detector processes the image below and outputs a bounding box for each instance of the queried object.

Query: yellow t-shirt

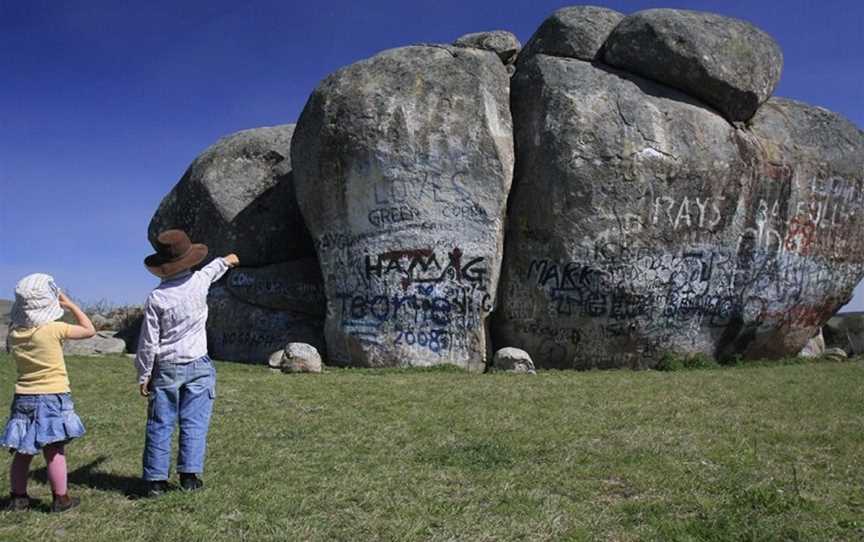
[8,321,72,394]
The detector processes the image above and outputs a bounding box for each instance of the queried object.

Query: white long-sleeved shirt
[134,258,230,384]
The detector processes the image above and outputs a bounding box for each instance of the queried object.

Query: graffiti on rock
[360,168,493,229]
[500,170,864,367]
[327,245,493,357]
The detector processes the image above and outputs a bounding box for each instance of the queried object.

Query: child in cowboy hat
[2,274,96,512]
[136,229,238,497]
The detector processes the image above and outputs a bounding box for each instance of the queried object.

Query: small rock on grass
[281,343,323,373]
[798,329,825,358]
[493,347,536,374]
[823,347,848,361]
[63,331,126,356]
[268,350,285,369]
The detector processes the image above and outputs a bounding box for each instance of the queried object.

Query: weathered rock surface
[280,342,323,373]
[520,5,623,62]
[492,347,536,373]
[741,98,864,357]
[90,313,111,330]
[798,329,825,358]
[495,52,864,369]
[64,331,126,356]
[823,347,848,361]
[138,6,862,371]
[603,9,783,122]
[749,98,864,176]
[148,125,328,363]
[824,312,864,355]
[207,283,325,364]
[267,350,285,368]
[453,31,521,64]
[224,259,325,313]
[115,314,143,353]
[293,45,514,370]
[497,54,742,369]
[149,124,314,266]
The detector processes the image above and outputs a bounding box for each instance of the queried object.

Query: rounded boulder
[520,5,624,62]
[292,45,514,371]
[602,9,783,122]
[149,124,314,267]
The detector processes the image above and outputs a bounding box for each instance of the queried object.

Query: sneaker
[144,480,170,498]
[50,494,80,513]
[179,473,203,491]
[6,494,31,512]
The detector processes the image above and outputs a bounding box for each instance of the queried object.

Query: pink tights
[10,445,67,496]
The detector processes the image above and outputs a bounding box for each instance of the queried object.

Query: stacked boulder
[149,125,326,362]
[495,7,864,368]
[148,6,864,370]
[291,44,514,370]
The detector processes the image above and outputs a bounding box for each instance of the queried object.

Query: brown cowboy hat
[144,229,208,278]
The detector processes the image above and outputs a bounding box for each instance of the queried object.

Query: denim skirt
[0,393,86,455]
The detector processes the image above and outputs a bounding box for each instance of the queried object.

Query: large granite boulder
[519,5,624,62]
[494,45,864,368]
[497,54,745,369]
[737,98,864,357]
[149,124,314,266]
[603,9,783,122]
[292,45,514,370]
[148,126,327,363]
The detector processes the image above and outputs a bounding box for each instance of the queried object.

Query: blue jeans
[142,356,215,481]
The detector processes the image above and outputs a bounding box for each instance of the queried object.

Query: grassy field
[0,353,862,541]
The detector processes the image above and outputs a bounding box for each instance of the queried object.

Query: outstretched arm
[197,254,240,284]
[59,293,96,339]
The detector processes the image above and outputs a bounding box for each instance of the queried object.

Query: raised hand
[58,291,75,309]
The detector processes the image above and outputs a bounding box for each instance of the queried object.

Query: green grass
[1,353,863,541]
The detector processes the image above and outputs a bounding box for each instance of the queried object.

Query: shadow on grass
[30,456,146,499]
[0,494,52,513]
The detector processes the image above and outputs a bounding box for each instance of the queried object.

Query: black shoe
[50,494,80,513]
[6,493,31,512]
[179,474,203,491]
[144,480,170,498]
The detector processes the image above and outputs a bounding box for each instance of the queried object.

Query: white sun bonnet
[9,273,65,330]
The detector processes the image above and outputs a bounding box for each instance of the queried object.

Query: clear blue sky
[1,0,862,308]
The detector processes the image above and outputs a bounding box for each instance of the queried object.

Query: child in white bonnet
[2,273,95,512]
